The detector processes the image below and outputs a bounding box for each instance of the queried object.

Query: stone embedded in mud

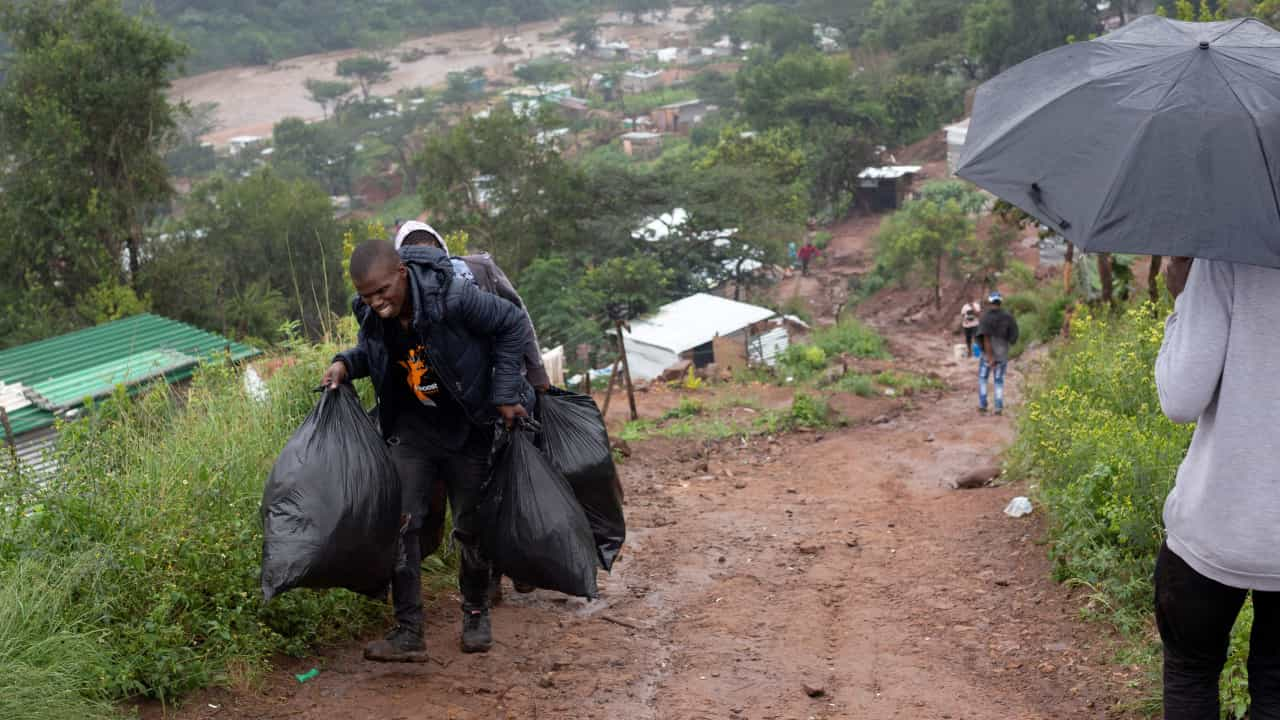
[803,683,826,698]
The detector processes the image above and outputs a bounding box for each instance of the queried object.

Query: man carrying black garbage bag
[322,239,534,662]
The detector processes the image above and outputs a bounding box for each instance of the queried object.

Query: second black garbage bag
[261,385,402,602]
[485,421,599,599]
[537,388,626,571]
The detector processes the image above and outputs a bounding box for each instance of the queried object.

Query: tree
[562,13,600,50]
[736,49,858,128]
[139,169,347,341]
[874,195,976,308]
[336,56,392,101]
[731,4,815,56]
[304,78,353,119]
[964,0,1098,77]
[0,0,187,307]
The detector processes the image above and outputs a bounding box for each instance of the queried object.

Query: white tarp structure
[620,294,779,381]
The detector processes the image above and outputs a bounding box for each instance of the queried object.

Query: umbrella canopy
[958,16,1280,268]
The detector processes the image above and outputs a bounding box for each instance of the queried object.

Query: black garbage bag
[261,385,401,602]
[484,421,599,599]
[537,388,626,571]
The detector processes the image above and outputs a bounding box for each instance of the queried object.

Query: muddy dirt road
[149,321,1142,720]
[172,10,700,147]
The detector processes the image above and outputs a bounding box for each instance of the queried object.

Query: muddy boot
[461,606,492,654]
[363,624,428,663]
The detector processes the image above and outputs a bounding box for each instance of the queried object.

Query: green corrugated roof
[4,405,54,437]
[0,314,260,437]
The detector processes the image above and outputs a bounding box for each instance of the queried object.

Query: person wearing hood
[394,221,546,603]
[323,239,535,662]
[394,221,550,391]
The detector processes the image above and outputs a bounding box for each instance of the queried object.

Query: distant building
[617,294,801,381]
[622,69,664,94]
[553,95,591,122]
[503,83,572,118]
[857,165,922,212]
[227,135,265,156]
[0,314,259,477]
[595,41,630,61]
[651,98,713,133]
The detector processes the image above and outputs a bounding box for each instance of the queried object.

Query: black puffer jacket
[335,247,534,435]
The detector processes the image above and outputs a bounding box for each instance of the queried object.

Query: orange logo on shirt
[400,348,431,403]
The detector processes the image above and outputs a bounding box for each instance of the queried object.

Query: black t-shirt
[976,308,1020,363]
[384,322,470,450]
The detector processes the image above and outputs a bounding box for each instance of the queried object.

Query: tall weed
[0,558,117,720]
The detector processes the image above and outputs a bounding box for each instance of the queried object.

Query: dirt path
[172,10,701,147]
[144,322,1142,720]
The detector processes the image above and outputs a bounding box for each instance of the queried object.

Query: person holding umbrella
[959,15,1280,718]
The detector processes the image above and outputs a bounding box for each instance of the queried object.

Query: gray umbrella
[957,16,1280,268]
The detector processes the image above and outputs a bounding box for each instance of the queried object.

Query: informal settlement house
[619,293,804,381]
[0,314,259,475]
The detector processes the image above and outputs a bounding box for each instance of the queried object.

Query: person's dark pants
[964,326,977,356]
[387,423,493,632]
[801,257,811,276]
[1156,542,1280,719]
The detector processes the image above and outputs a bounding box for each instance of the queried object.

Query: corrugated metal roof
[0,314,259,437]
[623,293,777,355]
[3,405,52,438]
[858,165,923,180]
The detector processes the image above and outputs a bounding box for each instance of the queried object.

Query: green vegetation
[1009,303,1254,716]
[0,559,116,720]
[0,337,392,703]
[874,370,944,395]
[623,391,833,441]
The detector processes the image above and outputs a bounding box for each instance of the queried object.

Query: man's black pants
[1156,542,1280,719]
[386,421,493,632]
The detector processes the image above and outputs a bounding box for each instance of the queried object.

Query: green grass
[0,558,116,720]
[0,328,399,703]
[662,396,706,420]
[622,393,833,442]
[810,316,891,360]
[874,370,944,395]
[831,372,877,397]
[1008,301,1251,716]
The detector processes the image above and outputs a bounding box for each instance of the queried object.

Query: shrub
[0,337,393,702]
[663,396,706,420]
[810,316,890,360]
[832,372,877,397]
[1009,303,1251,715]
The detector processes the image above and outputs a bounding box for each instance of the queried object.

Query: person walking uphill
[961,299,981,358]
[1155,257,1280,720]
[322,239,535,663]
[797,239,821,276]
[976,291,1017,415]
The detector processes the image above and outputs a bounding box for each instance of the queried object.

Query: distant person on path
[797,239,821,276]
[787,241,798,270]
[323,239,534,663]
[976,291,1018,415]
[1154,257,1280,719]
[961,299,982,357]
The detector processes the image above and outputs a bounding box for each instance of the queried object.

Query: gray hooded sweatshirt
[1156,259,1280,591]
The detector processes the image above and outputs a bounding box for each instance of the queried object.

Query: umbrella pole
[1149,255,1164,307]
[1063,242,1074,294]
